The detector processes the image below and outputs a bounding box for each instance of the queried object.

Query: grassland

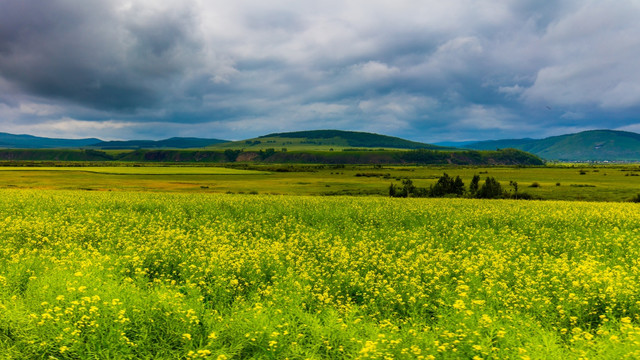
[1,190,640,359]
[0,166,268,175]
[1,163,640,202]
[0,147,544,166]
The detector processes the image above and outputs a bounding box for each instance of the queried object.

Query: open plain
[1,164,640,358]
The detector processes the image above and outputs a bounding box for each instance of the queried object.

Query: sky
[1,0,640,142]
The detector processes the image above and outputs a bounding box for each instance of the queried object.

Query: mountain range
[461,130,640,161]
[92,137,227,149]
[0,132,101,148]
[0,130,446,151]
[0,129,639,161]
[0,132,227,149]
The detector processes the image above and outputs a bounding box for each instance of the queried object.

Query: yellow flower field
[1,190,639,359]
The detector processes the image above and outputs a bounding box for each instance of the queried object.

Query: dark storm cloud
[0,0,203,111]
[1,0,640,141]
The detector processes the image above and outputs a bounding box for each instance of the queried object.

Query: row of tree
[389,173,524,199]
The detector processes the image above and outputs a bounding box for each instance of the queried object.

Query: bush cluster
[390,173,536,200]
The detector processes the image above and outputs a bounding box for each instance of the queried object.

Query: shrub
[430,173,465,197]
[505,192,539,200]
[476,177,504,199]
[529,182,540,188]
[389,179,428,198]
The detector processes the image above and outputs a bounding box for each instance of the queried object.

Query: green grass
[0,166,269,175]
[1,191,639,358]
[1,164,639,202]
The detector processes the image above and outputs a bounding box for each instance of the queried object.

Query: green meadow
[2,163,640,358]
[0,166,268,175]
[1,163,639,202]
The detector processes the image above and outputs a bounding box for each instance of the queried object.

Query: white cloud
[616,123,640,134]
[18,103,62,117]
[7,118,138,140]
[358,93,437,116]
[455,105,523,131]
[560,111,585,120]
[498,85,525,96]
[522,1,640,109]
[350,61,399,81]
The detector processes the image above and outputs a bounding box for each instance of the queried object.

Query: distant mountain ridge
[464,130,640,161]
[91,137,227,149]
[0,132,100,148]
[0,129,544,165]
[0,129,448,151]
[4,129,640,161]
[0,132,228,149]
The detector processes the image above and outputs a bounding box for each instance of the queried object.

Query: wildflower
[453,299,466,310]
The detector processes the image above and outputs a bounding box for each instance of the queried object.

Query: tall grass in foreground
[0,190,639,359]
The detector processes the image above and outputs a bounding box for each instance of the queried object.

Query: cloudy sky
[1,0,640,142]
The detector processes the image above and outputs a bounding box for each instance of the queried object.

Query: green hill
[465,130,640,161]
[210,130,449,151]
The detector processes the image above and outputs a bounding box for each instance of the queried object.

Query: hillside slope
[211,130,449,150]
[465,130,640,161]
[263,130,445,149]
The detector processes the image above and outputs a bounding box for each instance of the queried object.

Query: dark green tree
[259,148,276,160]
[389,179,430,198]
[476,177,504,199]
[469,174,480,195]
[430,173,465,197]
[224,149,242,162]
[400,179,416,197]
[453,176,465,195]
[510,181,518,199]
[389,183,397,197]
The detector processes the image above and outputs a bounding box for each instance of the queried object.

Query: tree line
[389,173,535,199]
